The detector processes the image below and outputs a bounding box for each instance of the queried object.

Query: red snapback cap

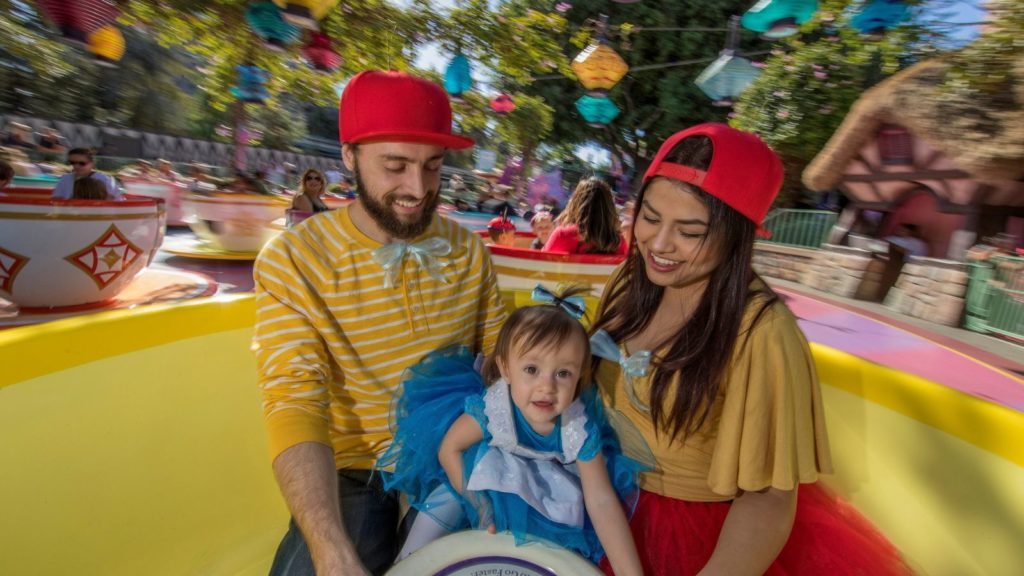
[339,70,474,150]
[643,123,783,232]
[487,216,516,231]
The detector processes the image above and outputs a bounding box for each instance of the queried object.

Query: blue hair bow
[371,237,452,288]
[590,329,652,413]
[531,284,586,319]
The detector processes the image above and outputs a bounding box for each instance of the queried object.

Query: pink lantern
[302,32,342,72]
[35,0,119,45]
[489,94,516,114]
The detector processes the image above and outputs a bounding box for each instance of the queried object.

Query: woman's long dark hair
[592,136,777,443]
[558,177,621,254]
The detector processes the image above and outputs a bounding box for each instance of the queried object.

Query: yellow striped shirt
[252,206,506,469]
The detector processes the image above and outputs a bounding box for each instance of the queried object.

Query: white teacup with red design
[0,195,166,308]
[182,192,288,253]
[121,176,189,226]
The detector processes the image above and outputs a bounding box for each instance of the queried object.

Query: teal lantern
[444,53,473,99]
[741,0,818,39]
[246,1,301,51]
[695,53,761,106]
[230,65,270,104]
[851,0,909,37]
[575,95,620,127]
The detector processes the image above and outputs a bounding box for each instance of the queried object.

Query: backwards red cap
[487,216,516,231]
[643,123,783,233]
[340,70,474,150]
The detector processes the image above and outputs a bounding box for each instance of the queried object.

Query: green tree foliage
[941,0,1023,102]
[480,0,769,178]
[730,1,948,203]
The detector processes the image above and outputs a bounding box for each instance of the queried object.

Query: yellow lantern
[571,42,629,95]
[87,25,125,66]
[272,0,339,29]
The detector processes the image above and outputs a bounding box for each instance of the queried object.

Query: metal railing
[964,255,1024,342]
[760,209,838,249]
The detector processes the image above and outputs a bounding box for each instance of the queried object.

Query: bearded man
[253,70,507,576]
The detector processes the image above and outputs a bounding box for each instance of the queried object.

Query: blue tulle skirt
[380,346,646,563]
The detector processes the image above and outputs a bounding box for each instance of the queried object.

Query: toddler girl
[380,285,644,576]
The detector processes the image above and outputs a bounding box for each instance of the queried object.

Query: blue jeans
[268,469,410,576]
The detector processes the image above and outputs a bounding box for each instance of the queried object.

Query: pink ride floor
[775,287,1024,413]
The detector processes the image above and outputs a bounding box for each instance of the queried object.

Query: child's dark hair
[72,176,109,200]
[483,285,593,398]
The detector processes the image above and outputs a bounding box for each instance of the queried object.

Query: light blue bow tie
[590,329,652,413]
[372,237,452,288]
[531,285,586,319]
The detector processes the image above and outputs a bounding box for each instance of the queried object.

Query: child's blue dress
[379,347,644,562]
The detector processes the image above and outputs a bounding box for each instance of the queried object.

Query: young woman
[543,177,627,256]
[291,168,329,213]
[591,123,911,576]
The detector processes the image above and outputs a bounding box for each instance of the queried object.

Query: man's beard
[354,165,439,240]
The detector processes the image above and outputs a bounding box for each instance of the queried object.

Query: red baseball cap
[643,123,783,233]
[339,70,474,150]
[488,216,516,231]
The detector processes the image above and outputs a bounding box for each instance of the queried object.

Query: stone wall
[752,242,818,283]
[803,245,879,299]
[884,258,970,327]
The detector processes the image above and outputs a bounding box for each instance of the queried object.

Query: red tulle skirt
[600,484,914,575]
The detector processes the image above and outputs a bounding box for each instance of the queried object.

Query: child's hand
[465,489,495,532]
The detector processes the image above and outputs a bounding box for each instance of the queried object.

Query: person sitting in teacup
[52,148,121,200]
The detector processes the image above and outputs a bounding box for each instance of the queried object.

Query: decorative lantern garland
[489,94,516,114]
[575,95,620,127]
[444,53,473,100]
[272,0,340,31]
[740,0,818,39]
[230,65,271,104]
[303,32,342,72]
[571,41,629,96]
[34,0,119,45]
[851,0,909,38]
[86,25,125,67]
[246,1,302,51]
[694,16,761,106]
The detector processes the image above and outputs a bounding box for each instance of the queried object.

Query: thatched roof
[803,54,1024,190]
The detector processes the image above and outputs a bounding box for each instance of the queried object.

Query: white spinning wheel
[386,531,604,576]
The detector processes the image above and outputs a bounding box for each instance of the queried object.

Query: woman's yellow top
[596,281,832,502]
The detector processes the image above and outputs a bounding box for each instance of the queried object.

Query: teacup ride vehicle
[170,191,289,260]
[9,174,62,190]
[284,193,354,227]
[0,193,166,310]
[119,175,190,227]
[1,285,1021,574]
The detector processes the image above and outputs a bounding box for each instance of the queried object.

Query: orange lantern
[87,25,125,66]
[571,42,629,95]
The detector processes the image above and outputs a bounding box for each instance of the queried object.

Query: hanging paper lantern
[35,0,119,45]
[444,53,473,99]
[851,0,909,38]
[740,0,818,39]
[246,1,301,51]
[272,0,340,30]
[303,32,343,72]
[86,25,124,67]
[575,95,620,127]
[230,65,271,104]
[571,42,629,95]
[489,94,516,114]
[694,52,761,106]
